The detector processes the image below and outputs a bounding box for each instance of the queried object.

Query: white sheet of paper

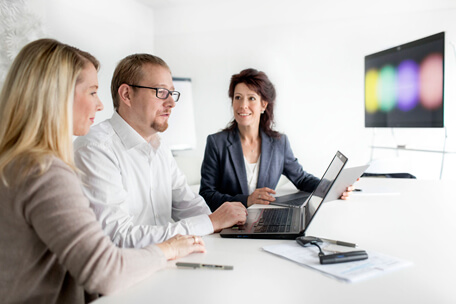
[263,242,412,283]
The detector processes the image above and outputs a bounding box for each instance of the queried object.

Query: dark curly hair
[224,68,280,138]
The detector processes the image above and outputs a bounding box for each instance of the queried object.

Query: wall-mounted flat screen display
[364,32,444,128]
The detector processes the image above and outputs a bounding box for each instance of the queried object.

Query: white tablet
[324,164,369,202]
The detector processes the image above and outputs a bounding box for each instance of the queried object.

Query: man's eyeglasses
[127,84,180,102]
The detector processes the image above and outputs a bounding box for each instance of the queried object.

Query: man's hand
[209,202,247,232]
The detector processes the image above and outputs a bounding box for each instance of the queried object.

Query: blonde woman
[0,39,205,304]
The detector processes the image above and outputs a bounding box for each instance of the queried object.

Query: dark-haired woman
[200,68,348,212]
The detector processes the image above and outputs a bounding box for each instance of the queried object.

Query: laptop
[271,164,369,208]
[270,191,311,208]
[220,151,348,239]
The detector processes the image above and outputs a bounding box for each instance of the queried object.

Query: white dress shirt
[74,112,213,248]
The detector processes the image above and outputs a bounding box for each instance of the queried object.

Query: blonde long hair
[0,39,99,186]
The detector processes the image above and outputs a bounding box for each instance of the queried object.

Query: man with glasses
[74,54,247,248]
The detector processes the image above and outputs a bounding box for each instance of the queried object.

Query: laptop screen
[303,151,347,231]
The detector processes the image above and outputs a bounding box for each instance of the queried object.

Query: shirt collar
[110,111,160,152]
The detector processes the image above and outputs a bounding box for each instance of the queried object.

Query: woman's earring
[261,110,265,114]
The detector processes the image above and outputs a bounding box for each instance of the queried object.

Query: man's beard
[152,121,169,132]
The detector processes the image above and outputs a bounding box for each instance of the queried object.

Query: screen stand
[369,127,449,180]
[440,126,448,179]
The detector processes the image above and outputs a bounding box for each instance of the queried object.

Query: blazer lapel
[227,129,249,195]
[257,130,274,188]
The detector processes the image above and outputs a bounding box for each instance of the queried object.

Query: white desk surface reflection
[93,178,456,304]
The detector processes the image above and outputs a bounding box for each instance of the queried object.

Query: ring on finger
[259,194,261,199]
[193,236,198,244]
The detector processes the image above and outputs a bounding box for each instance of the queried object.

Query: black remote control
[319,250,368,264]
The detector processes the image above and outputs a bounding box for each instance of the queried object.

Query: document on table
[263,242,412,283]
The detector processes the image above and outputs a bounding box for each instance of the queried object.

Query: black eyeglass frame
[127,84,180,102]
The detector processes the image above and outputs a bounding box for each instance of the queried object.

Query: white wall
[22,0,456,180]
[152,0,456,180]
[29,0,156,123]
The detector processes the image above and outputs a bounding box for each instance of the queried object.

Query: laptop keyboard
[254,208,293,233]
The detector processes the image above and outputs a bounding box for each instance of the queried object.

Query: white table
[93,178,456,304]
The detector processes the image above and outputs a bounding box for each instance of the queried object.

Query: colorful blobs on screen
[419,53,443,110]
[365,69,379,113]
[379,65,396,112]
[397,60,419,112]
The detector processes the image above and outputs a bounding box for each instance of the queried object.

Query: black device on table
[296,236,368,265]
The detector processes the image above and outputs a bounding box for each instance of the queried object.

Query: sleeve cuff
[186,214,214,236]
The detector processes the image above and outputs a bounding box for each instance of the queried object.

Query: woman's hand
[340,178,360,200]
[247,187,276,207]
[340,185,356,200]
[156,234,206,260]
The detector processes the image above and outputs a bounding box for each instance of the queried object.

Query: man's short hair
[111,54,169,110]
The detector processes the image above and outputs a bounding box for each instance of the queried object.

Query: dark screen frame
[364,32,445,128]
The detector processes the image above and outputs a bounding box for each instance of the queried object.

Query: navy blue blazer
[199,128,320,211]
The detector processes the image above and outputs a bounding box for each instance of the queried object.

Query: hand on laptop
[247,187,276,207]
[209,202,247,232]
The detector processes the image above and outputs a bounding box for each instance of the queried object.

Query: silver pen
[320,238,358,248]
[176,262,234,270]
